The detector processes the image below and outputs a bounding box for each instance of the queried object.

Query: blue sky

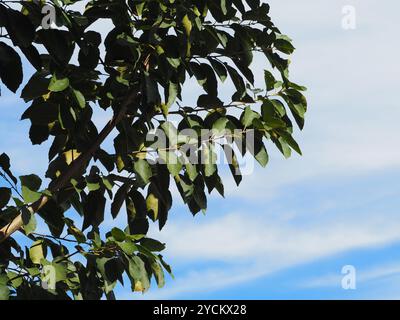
[1,0,400,299]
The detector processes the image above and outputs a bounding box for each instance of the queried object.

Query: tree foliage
[0,0,307,300]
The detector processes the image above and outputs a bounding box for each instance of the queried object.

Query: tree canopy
[0,0,307,300]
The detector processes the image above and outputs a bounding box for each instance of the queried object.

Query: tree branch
[0,89,140,244]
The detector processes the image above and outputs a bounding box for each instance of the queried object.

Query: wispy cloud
[138,195,400,299]
[299,262,400,292]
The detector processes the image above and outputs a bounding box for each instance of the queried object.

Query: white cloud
[218,0,400,201]
[136,204,400,299]
[130,266,269,300]
[300,262,400,291]
[156,210,400,263]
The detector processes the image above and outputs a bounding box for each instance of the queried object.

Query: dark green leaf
[0,153,17,184]
[19,174,42,203]
[111,227,126,242]
[140,238,166,252]
[0,42,23,92]
[0,187,11,209]
[111,184,129,219]
[133,159,152,185]
[21,207,37,235]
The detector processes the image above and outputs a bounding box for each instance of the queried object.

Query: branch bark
[0,89,140,244]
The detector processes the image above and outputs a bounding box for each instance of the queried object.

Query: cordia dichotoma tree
[0,0,307,300]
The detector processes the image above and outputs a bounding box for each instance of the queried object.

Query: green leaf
[111,184,129,219]
[136,3,145,16]
[209,59,227,82]
[212,117,229,135]
[0,187,11,209]
[140,238,166,252]
[19,174,42,203]
[0,42,23,92]
[241,106,259,128]
[82,190,106,230]
[65,218,87,243]
[194,63,218,96]
[248,137,269,167]
[48,75,70,92]
[29,124,49,145]
[275,137,292,159]
[255,145,269,167]
[166,57,181,68]
[86,181,100,192]
[7,271,22,289]
[275,37,295,54]
[133,159,152,184]
[102,177,114,191]
[21,207,37,235]
[159,150,182,177]
[264,70,275,91]
[38,199,64,238]
[111,227,126,242]
[284,89,307,119]
[160,121,179,145]
[5,9,35,47]
[176,175,195,203]
[289,81,307,91]
[182,15,192,36]
[29,240,45,264]
[73,89,86,108]
[226,64,246,98]
[220,0,228,15]
[21,74,50,102]
[146,193,159,220]
[159,255,174,278]
[50,260,68,283]
[37,29,74,65]
[223,145,242,186]
[197,94,223,109]
[118,240,137,256]
[0,284,10,300]
[278,130,302,155]
[151,262,165,288]
[128,256,150,293]
[166,82,178,109]
[261,100,287,128]
[185,162,198,182]
[0,153,17,184]
[0,274,8,286]
[203,144,217,177]
[95,258,119,294]
[20,45,42,71]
